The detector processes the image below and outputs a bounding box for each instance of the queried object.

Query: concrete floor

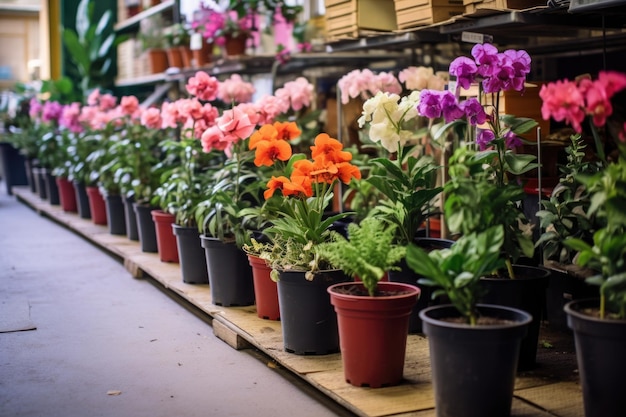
[0,182,355,417]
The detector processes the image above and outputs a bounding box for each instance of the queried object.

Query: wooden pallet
[13,185,585,417]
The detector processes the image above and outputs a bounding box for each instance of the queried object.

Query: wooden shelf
[115,72,167,87]
[114,0,176,34]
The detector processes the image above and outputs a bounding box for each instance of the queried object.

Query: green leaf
[62,30,90,76]
[504,152,538,175]
[98,34,115,59]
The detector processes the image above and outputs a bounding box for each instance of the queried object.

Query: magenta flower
[462,98,487,125]
[29,98,42,120]
[476,129,495,151]
[449,56,477,90]
[42,101,64,124]
[472,43,500,78]
[440,91,464,123]
[504,131,522,149]
[417,90,445,119]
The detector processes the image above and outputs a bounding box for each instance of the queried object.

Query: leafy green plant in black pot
[406,225,532,417]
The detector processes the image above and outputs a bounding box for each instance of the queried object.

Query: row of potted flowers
[5,42,626,417]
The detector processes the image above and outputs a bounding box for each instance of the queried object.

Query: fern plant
[314,218,406,296]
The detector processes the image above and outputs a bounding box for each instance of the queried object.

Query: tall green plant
[62,0,127,97]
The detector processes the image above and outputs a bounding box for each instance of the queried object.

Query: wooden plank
[516,382,585,417]
[213,316,253,350]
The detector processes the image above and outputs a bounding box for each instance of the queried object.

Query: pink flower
[235,102,261,126]
[120,96,139,116]
[216,105,256,142]
[29,98,42,119]
[160,102,180,129]
[186,71,219,101]
[274,77,313,111]
[597,71,626,97]
[338,69,402,104]
[141,107,162,129]
[217,74,255,104]
[99,94,118,111]
[59,102,83,133]
[87,89,100,106]
[200,125,228,153]
[255,95,289,124]
[540,79,586,132]
[79,105,99,127]
[399,66,444,91]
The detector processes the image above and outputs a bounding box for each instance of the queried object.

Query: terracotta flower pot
[224,34,247,57]
[192,42,212,67]
[329,281,420,388]
[248,254,280,320]
[151,210,179,263]
[148,48,168,73]
[56,177,77,213]
[86,186,107,225]
[165,47,183,68]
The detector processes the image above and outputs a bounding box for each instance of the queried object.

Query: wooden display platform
[14,186,584,417]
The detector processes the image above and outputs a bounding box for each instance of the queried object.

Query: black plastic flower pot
[565,298,626,417]
[42,169,59,205]
[388,237,455,334]
[105,194,127,236]
[420,304,531,417]
[277,269,350,355]
[173,225,208,284]
[133,203,158,253]
[479,264,550,370]
[123,195,139,241]
[72,180,91,219]
[200,236,254,306]
[0,142,28,196]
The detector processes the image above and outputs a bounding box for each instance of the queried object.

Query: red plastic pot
[328,281,420,388]
[85,186,107,225]
[56,177,77,213]
[151,210,179,263]
[248,254,280,321]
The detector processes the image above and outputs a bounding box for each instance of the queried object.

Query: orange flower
[273,121,301,141]
[264,175,307,199]
[311,133,353,164]
[291,159,315,197]
[253,138,292,167]
[335,161,362,183]
[249,124,278,150]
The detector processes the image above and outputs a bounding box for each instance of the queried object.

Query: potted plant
[315,217,419,388]
[406,225,532,417]
[163,23,191,69]
[417,43,548,370]
[139,14,169,73]
[535,134,602,330]
[194,100,261,307]
[251,125,361,355]
[540,70,626,417]
[357,89,445,333]
[153,92,224,282]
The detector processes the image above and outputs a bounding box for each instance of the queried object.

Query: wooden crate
[464,0,546,13]
[394,0,465,29]
[325,0,397,41]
